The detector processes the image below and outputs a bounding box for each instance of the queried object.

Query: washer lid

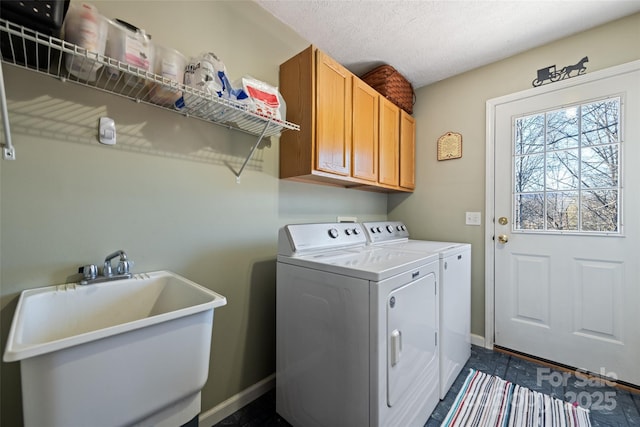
[366,239,470,258]
[277,246,438,281]
[405,240,471,257]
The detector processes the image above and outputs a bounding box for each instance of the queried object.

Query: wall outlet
[465,211,482,226]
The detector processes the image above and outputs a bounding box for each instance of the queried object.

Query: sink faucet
[78,250,133,285]
[103,250,131,277]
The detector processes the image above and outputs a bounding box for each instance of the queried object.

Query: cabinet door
[378,97,400,187]
[315,50,352,176]
[352,79,379,182]
[399,110,416,190]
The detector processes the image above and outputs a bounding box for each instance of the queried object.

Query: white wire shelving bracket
[0,60,15,160]
[0,18,300,176]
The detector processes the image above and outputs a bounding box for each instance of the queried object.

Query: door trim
[484,59,640,350]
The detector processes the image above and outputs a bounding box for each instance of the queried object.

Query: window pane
[515,114,545,155]
[515,193,544,230]
[581,145,619,189]
[546,192,578,231]
[511,96,620,235]
[515,154,545,192]
[582,98,620,147]
[582,190,618,232]
[546,149,579,190]
[547,108,579,151]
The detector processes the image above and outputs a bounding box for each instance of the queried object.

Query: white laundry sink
[3,270,227,427]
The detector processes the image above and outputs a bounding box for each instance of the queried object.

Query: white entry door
[492,61,640,386]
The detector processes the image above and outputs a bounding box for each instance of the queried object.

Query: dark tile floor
[212,345,640,426]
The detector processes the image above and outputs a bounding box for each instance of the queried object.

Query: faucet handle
[79,264,99,280]
[117,259,133,275]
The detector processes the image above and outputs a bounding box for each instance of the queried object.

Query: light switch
[465,211,481,226]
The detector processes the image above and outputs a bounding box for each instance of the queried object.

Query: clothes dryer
[276,222,440,427]
[362,221,471,399]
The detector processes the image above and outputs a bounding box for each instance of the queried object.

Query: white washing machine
[362,221,471,400]
[276,222,440,427]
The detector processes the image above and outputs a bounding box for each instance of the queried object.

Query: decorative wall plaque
[437,132,462,161]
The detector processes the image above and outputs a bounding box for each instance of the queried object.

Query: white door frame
[484,60,640,349]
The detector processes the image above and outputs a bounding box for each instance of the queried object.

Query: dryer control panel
[278,222,366,256]
[362,221,410,244]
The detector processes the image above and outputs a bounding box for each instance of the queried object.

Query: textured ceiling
[256,0,640,89]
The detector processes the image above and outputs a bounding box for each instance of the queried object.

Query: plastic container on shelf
[104,18,153,88]
[62,2,108,81]
[148,44,187,106]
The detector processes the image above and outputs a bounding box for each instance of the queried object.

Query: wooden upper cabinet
[315,50,352,176]
[279,46,314,180]
[378,97,400,187]
[352,78,379,182]
[279,46,415,192]
[399,110,416,190]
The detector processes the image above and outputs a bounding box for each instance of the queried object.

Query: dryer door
[387,272,437,406]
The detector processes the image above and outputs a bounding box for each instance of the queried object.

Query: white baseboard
[471,333,485,348]
[199,374,275,427]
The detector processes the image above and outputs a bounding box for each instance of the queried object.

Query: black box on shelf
[1,0,70,70]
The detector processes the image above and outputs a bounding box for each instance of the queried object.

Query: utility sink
[3,270,227,427]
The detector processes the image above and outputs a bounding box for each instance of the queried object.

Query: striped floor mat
[442,369,592,427]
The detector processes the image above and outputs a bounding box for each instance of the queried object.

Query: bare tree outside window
[513,97,621,233]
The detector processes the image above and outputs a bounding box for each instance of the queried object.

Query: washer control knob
[376,226,382,233]
[397,225,402,231]
[370,227,377,233]
[386,225,394,233]
[353,228,360,235]
[328,228,339,239]
[345,228,352,235]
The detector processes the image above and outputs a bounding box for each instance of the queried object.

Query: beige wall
[389,13,640,338]
[0,1,388,425]
[2,1,639,424]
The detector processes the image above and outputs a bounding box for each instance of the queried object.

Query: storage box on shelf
[0,18,300,170]
[0,0,69,71]
[279,45,415,193]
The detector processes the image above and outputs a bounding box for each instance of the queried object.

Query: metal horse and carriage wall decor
[532,56,589,87]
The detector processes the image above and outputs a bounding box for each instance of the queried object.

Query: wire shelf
[0,18,300,139]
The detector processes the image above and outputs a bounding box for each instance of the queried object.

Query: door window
[513,97,621,234]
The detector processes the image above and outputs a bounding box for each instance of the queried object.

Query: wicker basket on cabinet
[361,64,415,114]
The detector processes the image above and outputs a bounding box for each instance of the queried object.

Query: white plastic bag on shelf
[183,52,227,97]
[229,77,287,135]
[239,76,282,120]
[176,51,231,114]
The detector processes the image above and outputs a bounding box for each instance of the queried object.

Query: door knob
[497,234,509,244]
